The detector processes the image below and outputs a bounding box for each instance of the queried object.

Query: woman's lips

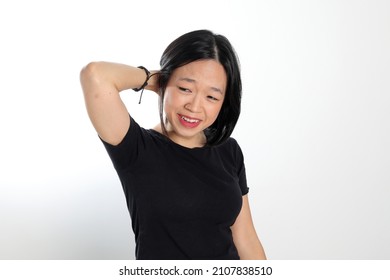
[178,114,201,128]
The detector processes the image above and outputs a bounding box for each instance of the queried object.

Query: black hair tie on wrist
[133,66,151,104]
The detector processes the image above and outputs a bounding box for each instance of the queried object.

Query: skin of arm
[80,62,158,145]
[231,195,267,259]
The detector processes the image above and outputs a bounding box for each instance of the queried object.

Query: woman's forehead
[171,60,227,91]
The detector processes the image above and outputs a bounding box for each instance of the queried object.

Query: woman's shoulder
[216,136,241,150]
[216,136,246,161]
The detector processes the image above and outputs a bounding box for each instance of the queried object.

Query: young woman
[80,30,266,260]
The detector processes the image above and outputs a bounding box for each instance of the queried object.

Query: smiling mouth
[181,115,200,123]
[178,114,201,128]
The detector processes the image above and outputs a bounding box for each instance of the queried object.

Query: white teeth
[181,116,199,123]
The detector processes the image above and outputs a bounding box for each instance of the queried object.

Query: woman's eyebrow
[178,77,196,83]
[210,86,224,95]
[178,77,224,95]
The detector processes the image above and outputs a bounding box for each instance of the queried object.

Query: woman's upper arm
[80,62,130,145]
[231,195,267,260]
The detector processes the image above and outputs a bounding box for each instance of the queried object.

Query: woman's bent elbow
[80,62,100,85]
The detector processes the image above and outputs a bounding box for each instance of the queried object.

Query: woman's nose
[185,94,202,113]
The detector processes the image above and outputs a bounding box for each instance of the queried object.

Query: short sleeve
[238,155,249,195]
[231,139,249,196]
[100,116,146,171]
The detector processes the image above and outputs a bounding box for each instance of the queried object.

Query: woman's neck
[152,123,206,148]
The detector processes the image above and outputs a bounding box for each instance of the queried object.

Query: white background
[0,0,389,259]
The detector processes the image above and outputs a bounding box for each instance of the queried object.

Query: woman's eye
[178,87,191,93]
[207,96,219,101]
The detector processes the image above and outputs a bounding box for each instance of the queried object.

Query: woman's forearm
[80,62,150,93]
[80,61,154,145]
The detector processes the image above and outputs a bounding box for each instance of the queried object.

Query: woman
[80,29,266,260]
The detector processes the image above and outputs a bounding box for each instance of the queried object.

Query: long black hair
[158,29,242,146]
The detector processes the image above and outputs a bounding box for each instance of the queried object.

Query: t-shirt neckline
[148,129,210,151]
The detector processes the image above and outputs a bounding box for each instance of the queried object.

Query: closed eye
[207,95,219,101]
[178,86,191,93]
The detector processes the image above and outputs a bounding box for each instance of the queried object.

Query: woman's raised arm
[80,62,156,145]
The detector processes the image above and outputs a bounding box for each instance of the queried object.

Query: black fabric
[101,116,249,260]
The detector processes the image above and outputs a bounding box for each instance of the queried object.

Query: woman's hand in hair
[145,71,160,94]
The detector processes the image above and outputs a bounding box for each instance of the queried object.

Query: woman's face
[163,59,227,148]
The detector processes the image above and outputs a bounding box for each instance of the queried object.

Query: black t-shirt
[101,116,249,259]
